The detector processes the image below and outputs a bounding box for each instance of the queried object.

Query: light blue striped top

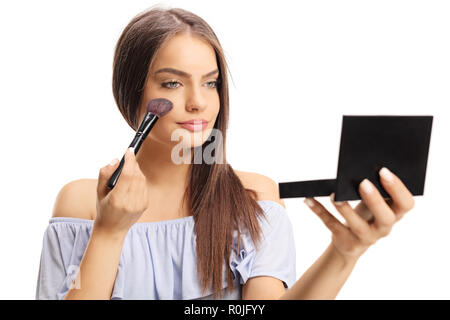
[35,200,296,300]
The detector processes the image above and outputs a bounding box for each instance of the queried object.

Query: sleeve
[35,221,91,300]
[229,201,297,289]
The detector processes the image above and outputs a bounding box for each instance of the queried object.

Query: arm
[243,168,415,300]
[57,150,149,300]
[51,179,128,300]
[280,168,414,299]
[63,225,127,300]
[279,242,358,300]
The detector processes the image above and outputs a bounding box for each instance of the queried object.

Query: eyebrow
[154,67,219,79]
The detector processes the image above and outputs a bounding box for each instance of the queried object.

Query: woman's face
[137,32,221,150]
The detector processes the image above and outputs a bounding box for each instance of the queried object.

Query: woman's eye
[161,80,218,89]
[205,80,218,88]
[161,81,181,89]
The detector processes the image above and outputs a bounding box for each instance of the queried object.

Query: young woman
[36,7,415,300]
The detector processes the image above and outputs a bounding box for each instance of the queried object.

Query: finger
[126,166,147,208]
[111,147,136,198]
[123,148,150,208]
[304,197,347,235]
[378,167,415,220]
[330,193,373,240]
[354,201,376,224]
[97,158,120,200]
[359,178,396,230]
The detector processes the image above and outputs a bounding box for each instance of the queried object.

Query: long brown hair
[112,6,267,299]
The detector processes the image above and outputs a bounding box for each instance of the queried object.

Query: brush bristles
[146,98,173,117]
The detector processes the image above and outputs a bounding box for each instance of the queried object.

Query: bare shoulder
[234,170,286,208]
[52,178,97,220]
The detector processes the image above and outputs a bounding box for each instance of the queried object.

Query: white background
[0,0,449,299]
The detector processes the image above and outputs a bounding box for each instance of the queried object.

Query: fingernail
[109,158,118,166]
[304,198,314,208]
[128,147,135,155]
[380,167,394,182]
[360,179,373,194]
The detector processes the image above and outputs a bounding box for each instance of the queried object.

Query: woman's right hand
[94,147,150,236]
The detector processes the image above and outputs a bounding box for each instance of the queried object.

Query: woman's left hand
[304,167,415,262]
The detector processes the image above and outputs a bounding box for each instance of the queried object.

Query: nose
[185,85,207,112]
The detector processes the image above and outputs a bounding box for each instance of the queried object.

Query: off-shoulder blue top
[35,200,296,300]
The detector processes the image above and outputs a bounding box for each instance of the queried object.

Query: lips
[177,119,208,132]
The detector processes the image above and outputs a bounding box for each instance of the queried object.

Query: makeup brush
[107,98,173,190]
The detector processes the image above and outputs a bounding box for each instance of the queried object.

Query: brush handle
[107,147,134,190]
[107,133,142,190]
[107,113,158,190]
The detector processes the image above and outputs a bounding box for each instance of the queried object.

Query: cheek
[146,118,178,144]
